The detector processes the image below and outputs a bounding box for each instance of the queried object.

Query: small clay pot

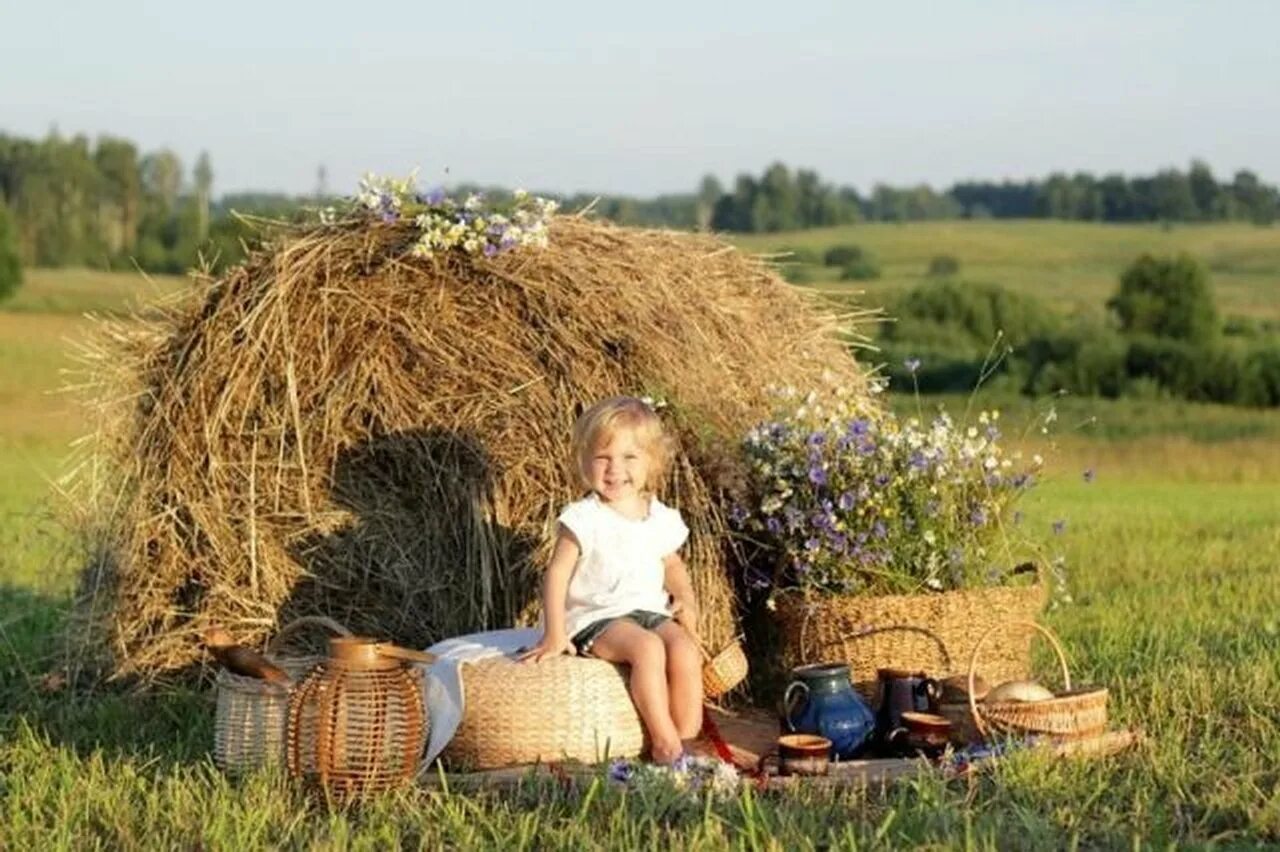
[770,733,832,776]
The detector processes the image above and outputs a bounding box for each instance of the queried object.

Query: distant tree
[0,204,21,300]
[1148,169,1198,221]
[1230,169,1279,224]
[695,173,722,231]
[1108,254,1219,344]
[193,151,214,241]
[1187,159,1220,220]
[141,149,183,212]
[94,136,141,254]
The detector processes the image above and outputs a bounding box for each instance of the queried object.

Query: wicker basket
[774,578,1046,703]
[966,620,1109,741]
[443,655,645,769]
[212,616,350,774]
[701,638,749,699]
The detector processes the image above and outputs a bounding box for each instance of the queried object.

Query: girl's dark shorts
[571,609,670,656]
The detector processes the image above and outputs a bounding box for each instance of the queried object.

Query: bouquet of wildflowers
[321,171,559,259]
[734,382,1047,598]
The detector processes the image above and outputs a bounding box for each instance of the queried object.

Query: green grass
[3,267,187,316]
[732,219,1280,323]
[1,265,1278,847]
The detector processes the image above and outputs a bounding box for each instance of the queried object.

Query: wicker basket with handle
[966,620,1109,741]
[443,654,645,769]
[773,569,1046,703]
[213,615,350,774]
[700,637,748,700]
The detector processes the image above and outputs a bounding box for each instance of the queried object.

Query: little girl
[521,396,703,763]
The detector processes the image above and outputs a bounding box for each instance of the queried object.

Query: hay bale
[72,216,872,679]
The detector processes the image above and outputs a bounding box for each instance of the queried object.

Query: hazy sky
[4,1,1278,197]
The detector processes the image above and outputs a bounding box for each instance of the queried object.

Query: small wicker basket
[212,616,350,774]
[966,620,1109,741]
[701,638,748,699]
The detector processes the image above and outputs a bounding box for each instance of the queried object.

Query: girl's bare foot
[650,737,684,764]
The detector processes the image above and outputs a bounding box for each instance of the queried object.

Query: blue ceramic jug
[783,663,876,760]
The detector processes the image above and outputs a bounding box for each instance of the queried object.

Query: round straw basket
[701,638,749,700]
[213,616,350,773]
[442,655,645,769]
[966,620,1109,741]
[774,574,1047,703]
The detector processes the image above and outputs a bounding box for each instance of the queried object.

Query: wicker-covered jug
[286,636,435,797]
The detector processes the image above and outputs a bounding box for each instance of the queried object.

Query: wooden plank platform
[419,705,1141,792]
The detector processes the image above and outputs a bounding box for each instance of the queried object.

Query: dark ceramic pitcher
[782,663,876,760]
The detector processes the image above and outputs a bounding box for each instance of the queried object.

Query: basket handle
[266,615,352,655]
[375,643,437,665]
[966,619,1072,739]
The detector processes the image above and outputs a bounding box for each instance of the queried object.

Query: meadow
[732,219,1280,323]
[2,226,1279,848]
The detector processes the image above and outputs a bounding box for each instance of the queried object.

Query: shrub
[926,254,961,277]
[781,264,818,284]
[823,244,865,267]
[1108,253,1219,344]
[0,205,21,302]
[840,258,881,281]
[1023,321,1129,398]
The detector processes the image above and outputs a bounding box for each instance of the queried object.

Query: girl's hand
[670,599,701,644]
[519,632,574,663]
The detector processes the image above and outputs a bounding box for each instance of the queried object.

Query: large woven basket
[442,655,645,769]
[213,616,350,773]
[966,620,1109,741]
[774,577,1046,703]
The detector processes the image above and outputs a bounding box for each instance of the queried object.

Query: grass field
[2,243,1278,847]
[731,219,1280,323]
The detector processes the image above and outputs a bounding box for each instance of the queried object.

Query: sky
[4,0,1278,198]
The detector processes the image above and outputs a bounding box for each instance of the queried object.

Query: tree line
[1,129,1278,287]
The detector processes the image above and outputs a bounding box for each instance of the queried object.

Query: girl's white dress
[556,493,690,638]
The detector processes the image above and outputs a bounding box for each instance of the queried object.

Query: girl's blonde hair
[571,396,673,494]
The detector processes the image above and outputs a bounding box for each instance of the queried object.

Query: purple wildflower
[609,760,633,783]
[425,186,447,206]
[804,537,821,552]
[872,521,887,539]
[970,508,987,526]
[806,431,826,448]
[765,517,782,534]
[482,242,500,258]
[837,491,856,511]
[729,504,748,526]
[874,473,890,487]
[808,465,827,487]
[848,419,870,437]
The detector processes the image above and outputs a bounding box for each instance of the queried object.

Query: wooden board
[420,714,1143,793]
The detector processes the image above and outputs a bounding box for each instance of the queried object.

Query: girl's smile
[589,430,651,513]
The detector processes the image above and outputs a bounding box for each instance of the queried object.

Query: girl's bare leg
[654,621,704,739]
[590,620,683,762]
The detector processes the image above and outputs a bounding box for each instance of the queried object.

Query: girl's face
[588,428,651,505]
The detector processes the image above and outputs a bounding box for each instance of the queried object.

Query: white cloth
[556,494,690,639]
[418,627,541,768]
